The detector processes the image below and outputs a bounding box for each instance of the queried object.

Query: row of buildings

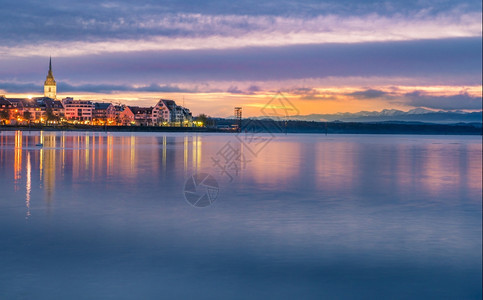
[0,58,194,126]
[0,96,193,126]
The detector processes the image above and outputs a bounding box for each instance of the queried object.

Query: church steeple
[44,57,56,99]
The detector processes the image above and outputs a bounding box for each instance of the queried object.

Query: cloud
[0,8,481,55]
[405,91,482,110]
[1,37,480,85]
[247,85,261,93]
[0,81,195,94]
[0,82,42,93]
[60,82,197,93]
[227,86,244,94]
[227,85,261,94]
[348,89,388,99]
[286,88,339,101]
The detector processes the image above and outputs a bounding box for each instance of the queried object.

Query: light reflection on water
[0,131,481,299]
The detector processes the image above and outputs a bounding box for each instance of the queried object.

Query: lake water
[0,131,481,299]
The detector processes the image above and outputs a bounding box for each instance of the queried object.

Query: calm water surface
[0,131,481,299]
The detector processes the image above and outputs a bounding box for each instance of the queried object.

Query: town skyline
[0,58,195,126]
[1,0,481,118]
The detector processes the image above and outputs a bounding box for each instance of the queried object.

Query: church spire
[47,56,54,78]
[44,57,57,99]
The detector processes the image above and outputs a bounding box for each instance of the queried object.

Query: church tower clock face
[44,57,57,99]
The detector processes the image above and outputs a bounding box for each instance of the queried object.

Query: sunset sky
[0,0,481,117]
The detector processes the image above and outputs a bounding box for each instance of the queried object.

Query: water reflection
[43,134,56,204]
[14,131,22,189]
[315,140,356,190]
[249,140,302,186]
[237,136,481,204]
[0,131,481,299]
[0,132,481,216]
[0,131,215,216]
[26,151,31,219]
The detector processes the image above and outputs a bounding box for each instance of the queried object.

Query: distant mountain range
[270,109,482,124]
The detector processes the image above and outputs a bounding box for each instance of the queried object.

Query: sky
[0,0,481,117]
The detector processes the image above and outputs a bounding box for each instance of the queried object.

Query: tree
[196,114,215,128]
[0,110,10,124]
[23,111,32,122]
[196,114,208,126]
[45,107,60,123]
[46,107,54,120]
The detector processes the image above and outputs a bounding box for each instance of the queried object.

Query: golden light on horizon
[3,83,481,118]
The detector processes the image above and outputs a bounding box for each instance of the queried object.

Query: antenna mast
[234,107,242,132]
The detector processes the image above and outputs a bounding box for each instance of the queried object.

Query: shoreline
[1,122,481,135]
[0,125,222,133]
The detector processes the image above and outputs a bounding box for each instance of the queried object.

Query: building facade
[130,106,153,126]
[152,99,192,125]
[93,103,111,124]
[62,98,94,122]
[106,104,124,125]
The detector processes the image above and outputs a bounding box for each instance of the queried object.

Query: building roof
[62,98,93,105]
[160,99,177,110]
[47,100,64,109]
[0,97,64,109]
[0,97,12,107]
[94,103,111,110]
[7,98,37,108]
[128,106,153,114]
[109,104,124,111]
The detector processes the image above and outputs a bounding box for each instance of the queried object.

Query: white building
[62,97,94,122]
[152,99,192,125]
